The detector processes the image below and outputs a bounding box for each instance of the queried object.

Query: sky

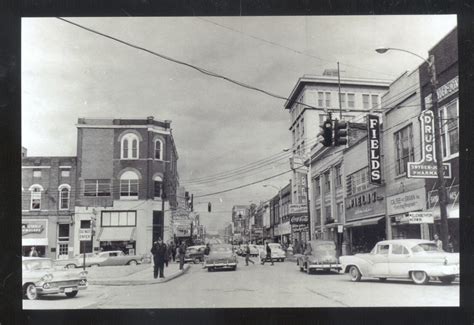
[22,15,457,232]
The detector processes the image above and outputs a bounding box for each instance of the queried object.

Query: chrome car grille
[49,280,80,287]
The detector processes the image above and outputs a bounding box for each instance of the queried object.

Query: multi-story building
[232,205,249,243]
[73,116,179,256]
[284,73,390,241]
[22,154,77,259]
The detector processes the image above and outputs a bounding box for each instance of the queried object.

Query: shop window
[29,184,43,210]
[101,211,136,227]
[394,124,414,176]
[120,171,139,200]
[440,99,459,159]
[154,139,163,160]
[58,184,71,210]
[121,133,139,159]
[84,179,111,197]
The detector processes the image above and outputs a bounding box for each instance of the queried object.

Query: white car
[259,243,286,262]
[340,239,459,285]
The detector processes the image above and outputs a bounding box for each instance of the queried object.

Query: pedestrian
[447,235,454,253]
[245,242,255,266]
[150,238,167,279]
[165,243,172,267]
[170,241,177,262]
[433,234,443,250]
[29,246,39,257]
[261,242,274,265]
[178,241,187,270]
[204,243,210,255]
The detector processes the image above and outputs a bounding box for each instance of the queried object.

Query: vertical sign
[367,114,382,184]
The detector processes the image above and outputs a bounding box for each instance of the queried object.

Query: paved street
[23,257,458,309]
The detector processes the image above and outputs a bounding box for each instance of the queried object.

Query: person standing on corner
[178,241,187,270]
[261,242,274,266]
[150,238,167,279]
[433,234,443,251]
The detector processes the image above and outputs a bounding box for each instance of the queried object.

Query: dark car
[184,245,207,264]
[204,244,237,271]
[297,240,341,274]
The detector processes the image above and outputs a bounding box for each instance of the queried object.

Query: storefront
[274,221,291,245]
[345,187,386,254]
[22,219,49,257]
[97,227,137,255]
[387,187,430,240]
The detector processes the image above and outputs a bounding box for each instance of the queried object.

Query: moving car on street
[340,239,459,285]
[184,245,207,264]
[259,243,286,262]
[297,240,341,274]
[22,257,88,300]
[62,250,143,268]
[204,244,238,271]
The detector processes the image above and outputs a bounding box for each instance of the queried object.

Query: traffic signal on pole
[208,202,212,213]
[319,119,333,147]
[334,119,348,146]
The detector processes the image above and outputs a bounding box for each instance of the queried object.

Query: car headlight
[41,273,53,282]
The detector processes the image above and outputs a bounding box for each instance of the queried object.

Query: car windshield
[212,245,232,252]
[23,259,53,271]
[412,243,444,253]
[313,244,335,251]
[269,244,282,249]
[187,247,201,253]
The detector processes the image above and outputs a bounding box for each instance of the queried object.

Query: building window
[347,167,369,196]
[347,93,355,108]
[371,94,379,109]
[324,171,331,193]
[325,205,332,221]
[340,93,346,109]
[80,220,91,229]
[325,92,331,108]
[33,170,42,178]
[318,92,324,107]
[61,170,70,177]
[121,133,139,159]
[154,176,163,199]
[440,99,459,159]
[314,177,320,198]
[120,171,139,199]
[335,165,342,188]
[58,184,71,210]
[337,202,344,222]
[154,139,164,160]
[101,211,136,227]
[292,129,296,145]
[29,184,43,210]
[84,179,111,197]
[300,118,304,137]
[362,94,370,109]
[394,124,414,176]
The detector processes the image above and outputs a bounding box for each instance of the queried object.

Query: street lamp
[376,47,449,251]
[263,184,283,244]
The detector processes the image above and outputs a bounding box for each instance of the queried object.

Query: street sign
[337,225,344,233]
[79,229,92,241]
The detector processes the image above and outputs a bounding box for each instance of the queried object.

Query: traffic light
[319,118,333,147]
[208,202,212,212]
[334,119,348,146]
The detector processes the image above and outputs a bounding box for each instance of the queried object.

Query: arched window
[58,184,71,210]
[120,171,139,199]
[29,184,44,210]
[154,139,163,160]
[121,133,139,159]
[153,175,163,199]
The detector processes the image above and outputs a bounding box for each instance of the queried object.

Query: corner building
[73,117,179,256]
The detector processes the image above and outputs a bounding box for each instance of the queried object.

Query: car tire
[208,267,213,272]
[378,277,387,281]
[439,275,456,285]
[127,260,138,266]
[66,264,76,269]
[410,271,429,285]
[24,283,38,300]
[349,266,362,282]
[65,290,78,298]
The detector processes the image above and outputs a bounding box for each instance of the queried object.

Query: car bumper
[308,263,342,270]
[36,282,88,294]
[204,262,237,269]
[427,264,459,277]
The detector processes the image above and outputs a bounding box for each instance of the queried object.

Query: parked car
[204,244,238,271]
[184,245,207,264]
[248,244,259,257]
[22,257,88,300]
[259,243,286,262]
[297,240,341,274]
[63,250,143,268]
[340,239,459,285]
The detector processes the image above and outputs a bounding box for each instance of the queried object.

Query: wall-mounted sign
[79,229,92,241]
[345,187,385,222]
[22,223,45,236]
[289,204,308,215]
[407,110,451,179]
[290,215,309,225]
[367,114,382,184]
[399,212,434,224]
[292,224,309,232]
[174,224,191,237]
[387,188,426,215]
[425,76,459,108]
[428,184,459,209]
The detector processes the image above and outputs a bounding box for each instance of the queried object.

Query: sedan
[184,245,206,264]
[297,240,341,274]
[259,243,286,262]
[204,244,238,271]
[63,250,143,268]
[22,257,88,300]
[340,239,459,285]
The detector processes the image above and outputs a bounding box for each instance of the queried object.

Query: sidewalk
[88,261,191,286]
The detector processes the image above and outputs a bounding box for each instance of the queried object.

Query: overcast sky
[22,15,457,232]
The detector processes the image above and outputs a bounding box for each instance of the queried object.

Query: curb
[89,264,191,286]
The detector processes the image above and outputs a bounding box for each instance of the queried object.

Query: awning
[97,227,136,242]
[344,216,384,228]
[22,238,48,246]
[428,204,459,220]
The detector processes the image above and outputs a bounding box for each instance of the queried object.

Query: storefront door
[57,223,70,259]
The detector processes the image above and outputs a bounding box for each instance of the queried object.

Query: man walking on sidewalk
[151,238,167,279]
[245,242,255,266]
[178,241,187,270]
[261,242,274,266]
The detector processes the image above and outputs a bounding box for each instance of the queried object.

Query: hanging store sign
[399,212,434,224]
[290,215,309,225]
[367,114,382,184]
[407,110,451,179]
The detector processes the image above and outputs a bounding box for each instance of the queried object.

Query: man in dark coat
[260,242,274,265]
[178,241,187,270]
[151,238,167,278]
[170,241,177,262]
